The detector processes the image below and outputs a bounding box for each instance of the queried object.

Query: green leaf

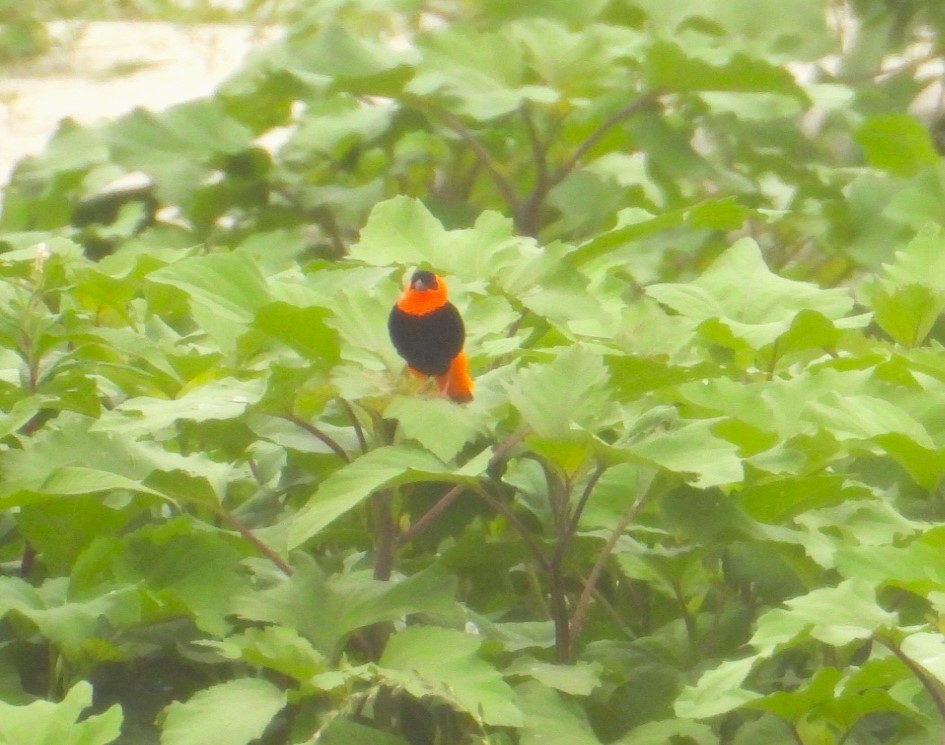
[675,657,761,719]
[507,346,611,438]
[0,682,122,745]
[750,580,897,655]
[504,657,601,696]
[148,252,270,325]
[159,678,286,745]
[105,100,252,204]
[628,419,743,488]
[253,302,340,364]
[288,445,469,549]
[379,626,523,727]
[0,576,140,654]
[318,720,411,745]
[617,720,717,745]
[94,377,266,436]
[232,560,457,657]
[855,114,939,178]
[385,396,484,462]
[515,680,601,745]
[645,40,806,97]
[647,238,854,350]
[408,29,559,120]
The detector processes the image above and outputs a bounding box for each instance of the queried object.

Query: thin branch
[568,487,650,647]
[518,102,551,236]
[217,507,293,577]
[337,398,368,454]
[396,482,465,547]
[470,481,550,573]
[552,90,664,187]
[876,636,945,725]
[372,489,397,581]
[563,461,607,547]
[405,96,522,215]
[488,426,531,470]
[279,413,351,463]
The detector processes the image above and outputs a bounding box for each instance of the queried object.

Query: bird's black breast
[388,302,465,376]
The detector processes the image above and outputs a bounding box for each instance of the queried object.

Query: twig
[405,96,522,215]
[279,413,351,463]
[470,482,550,573]
[217,507,293,577]
[568,487,650,649]
[396,482,465,546]
[876,636,945,725]
[552,91,664,186]
[337,398,368,454]
[372,489,397,581]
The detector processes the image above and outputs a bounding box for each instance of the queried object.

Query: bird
[388,270,474,403]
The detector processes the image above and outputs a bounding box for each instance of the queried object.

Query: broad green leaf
[645,40,806,97]
[231,560,456,656]
[515,680,601,745]
[288,445,469,549]
[105,100,252,204]
[41,466,161,497]
[409,29,559,120]
[504,657,601,696]
[751,580,896,654]
[0,576,140,654]
[252,301,340,364]
[284,24,418,81]
[0,681,122,745]
[507,346,611,438]
[855,114,939,178]
[148,252,270,325]
[628,419,743,488]
[617,720,717,745]
[318,720,411,745]
[675,657,761,719]
[160,678,286,745]
[647,238,853,350]
[121,520,249,636]
[801,393,934,448]
[379,626,523,727]
[94,377,266,436]
[899,632,945,688]
[216,626,328,684]
[385,396,484,461]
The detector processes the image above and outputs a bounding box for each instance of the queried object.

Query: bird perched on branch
[388,270,473,403]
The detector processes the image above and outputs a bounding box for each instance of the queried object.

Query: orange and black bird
[388,270,474,403]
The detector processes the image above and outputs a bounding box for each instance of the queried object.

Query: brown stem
[372,489,397,581]
[552,91,664,186]
[279,413,351,463]
[876,636,945,725]
[337,398,368,454]
[518,102,552,236]
[405,96,522,216]
[396,482,464,547]
[488,426,531,470]
[471,482,550,573]
[217,507,293,576]
[568,487,650,648]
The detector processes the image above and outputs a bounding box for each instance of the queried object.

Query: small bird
[388,270,474,403]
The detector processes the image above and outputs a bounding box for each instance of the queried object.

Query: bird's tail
[436,352,474,403]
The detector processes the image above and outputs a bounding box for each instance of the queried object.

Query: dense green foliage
[5,1,945,743]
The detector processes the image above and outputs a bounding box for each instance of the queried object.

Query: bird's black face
[410,270,438,292]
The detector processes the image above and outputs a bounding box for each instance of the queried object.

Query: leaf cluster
[4,1,945,744]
